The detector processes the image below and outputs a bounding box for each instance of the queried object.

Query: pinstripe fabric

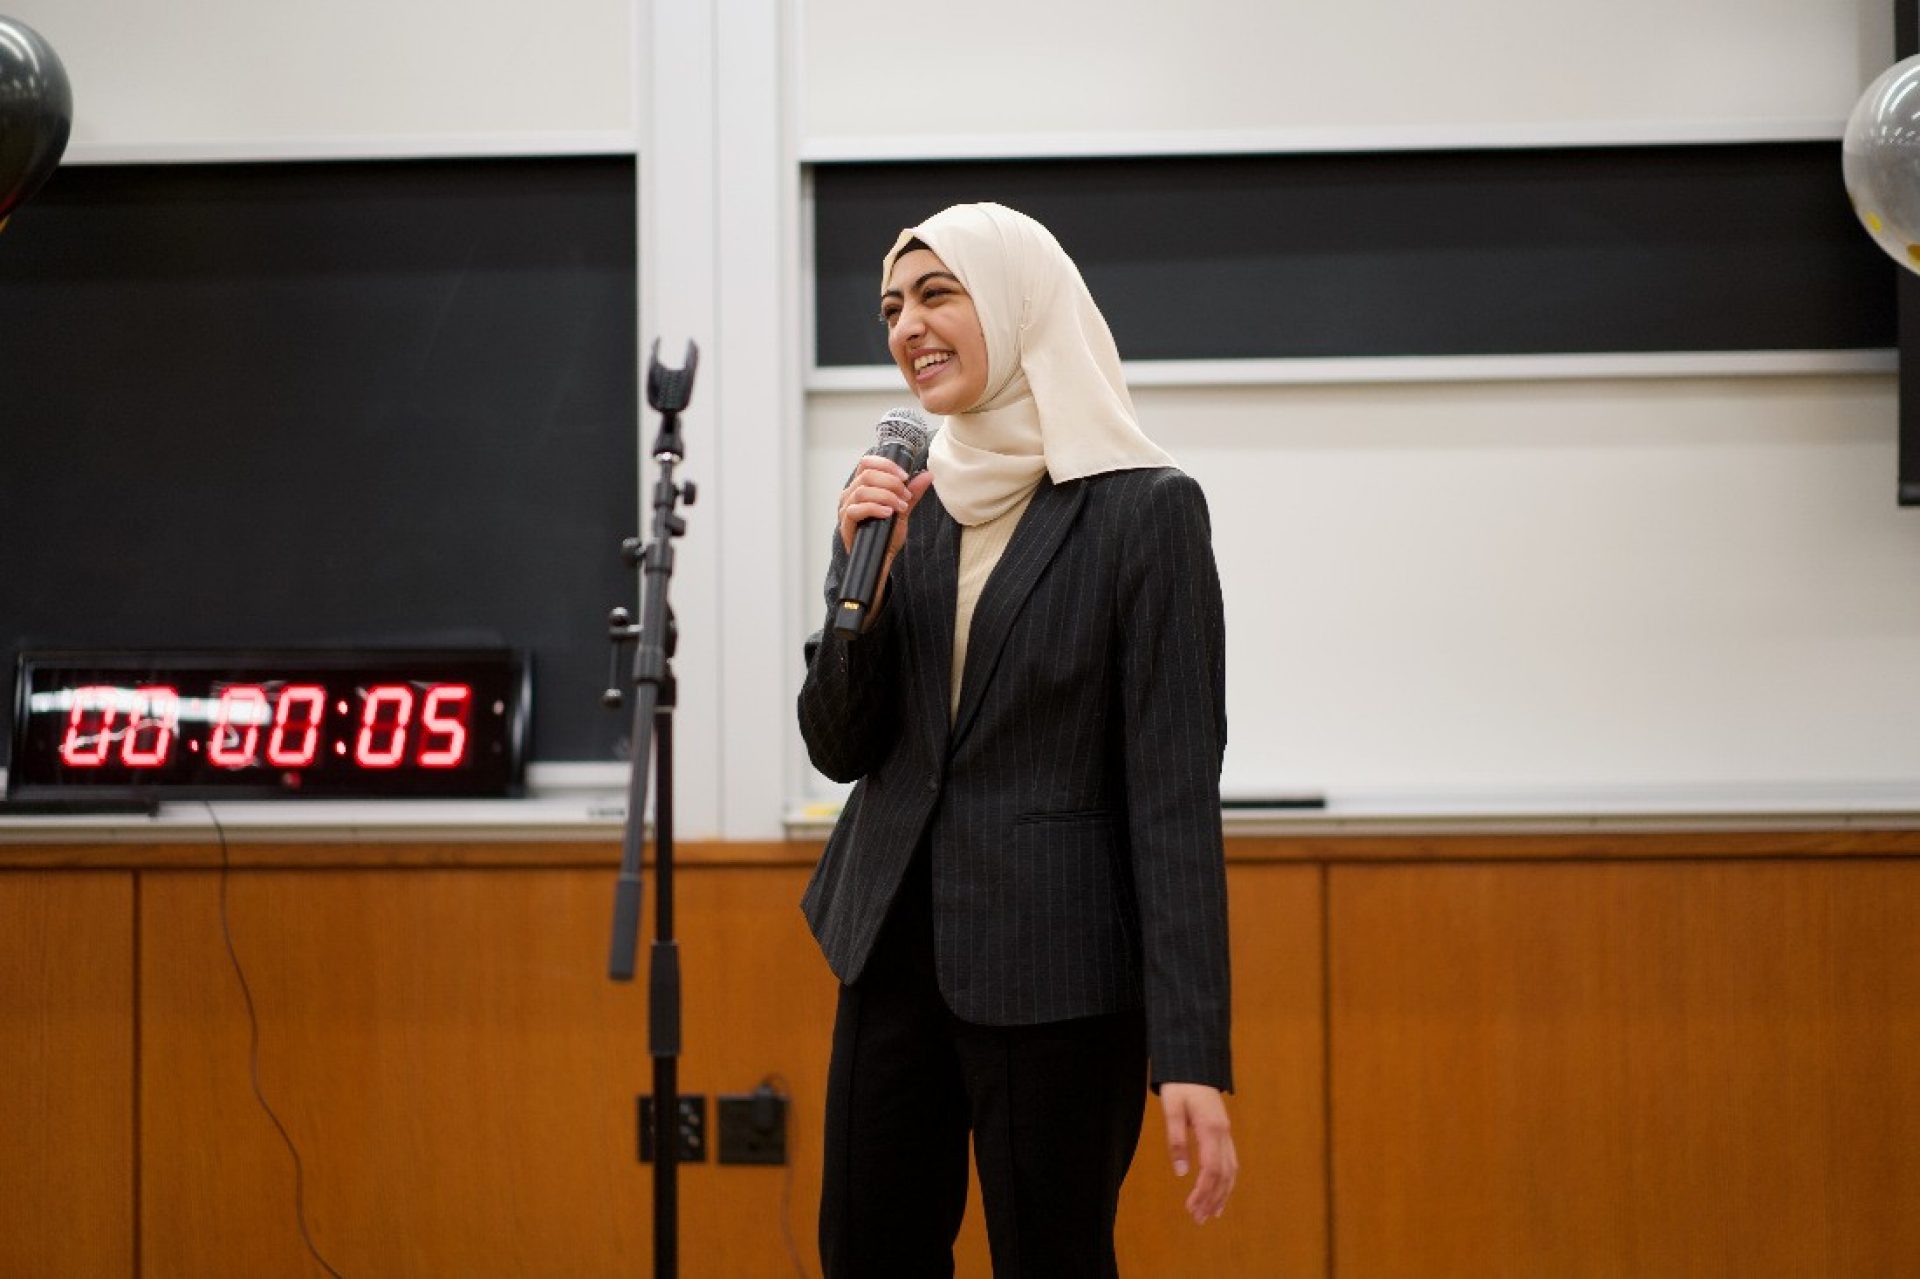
[799,466,1232,1091]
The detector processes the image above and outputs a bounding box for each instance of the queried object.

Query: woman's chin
[915,386,969,416]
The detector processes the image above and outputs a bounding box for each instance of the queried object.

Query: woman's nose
[890,307,926,355]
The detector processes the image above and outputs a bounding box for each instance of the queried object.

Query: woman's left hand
[1158,1083,1238,1224]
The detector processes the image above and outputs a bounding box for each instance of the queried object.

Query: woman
[798,202,1235,1278]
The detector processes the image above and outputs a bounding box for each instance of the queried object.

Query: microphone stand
[605,338,698,1279]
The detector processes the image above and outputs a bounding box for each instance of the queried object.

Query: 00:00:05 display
[52,682,475,771]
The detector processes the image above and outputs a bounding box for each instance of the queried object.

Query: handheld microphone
[834,407,932,637]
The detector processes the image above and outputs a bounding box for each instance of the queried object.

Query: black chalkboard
[814,144,1892,366]
[0,157,638,767]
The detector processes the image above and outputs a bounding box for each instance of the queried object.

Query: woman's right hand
[838,455,935,603]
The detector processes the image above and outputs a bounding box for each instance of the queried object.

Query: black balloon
[0,14,72,226]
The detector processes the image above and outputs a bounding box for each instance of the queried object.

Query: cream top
[950,487,1036,720]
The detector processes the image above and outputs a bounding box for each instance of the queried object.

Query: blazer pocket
[1012,807,1115,826]
[994,813,1142,1016]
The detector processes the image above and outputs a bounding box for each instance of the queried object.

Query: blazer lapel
[948,477,1086,751]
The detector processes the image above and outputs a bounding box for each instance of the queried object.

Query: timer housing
[8,649,529,800]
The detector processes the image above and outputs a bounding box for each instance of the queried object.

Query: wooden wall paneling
[0,871,135,1278]
[1328,860,1920,1278]
[124,849,1325,1277]
[140,867,656,1276]
[16,835,1920,1275]
[138,862,850,1278]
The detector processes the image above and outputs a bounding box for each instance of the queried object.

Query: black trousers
[820,850,1148,1279]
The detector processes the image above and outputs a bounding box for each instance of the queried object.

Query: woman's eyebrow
[881,270,963,303]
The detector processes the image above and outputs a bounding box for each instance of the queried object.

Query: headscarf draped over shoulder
[882,202,1172,526]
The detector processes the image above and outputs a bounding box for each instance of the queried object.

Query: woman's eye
[879,307,899,326]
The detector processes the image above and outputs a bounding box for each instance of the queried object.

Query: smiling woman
[800,202,1237,1278]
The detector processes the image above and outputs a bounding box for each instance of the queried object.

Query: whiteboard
[803,374,1920,810]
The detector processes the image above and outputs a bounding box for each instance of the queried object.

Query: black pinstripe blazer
[798,466,1231,1091]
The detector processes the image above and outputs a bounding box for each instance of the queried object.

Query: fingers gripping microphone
[834,407,932,637]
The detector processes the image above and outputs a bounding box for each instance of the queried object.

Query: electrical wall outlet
[638,1093,707,1163]
[717,1085,788,1165]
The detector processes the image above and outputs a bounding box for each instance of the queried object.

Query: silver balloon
[1844,54,1920,274]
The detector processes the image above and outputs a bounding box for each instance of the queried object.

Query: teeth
[913,352,950,372]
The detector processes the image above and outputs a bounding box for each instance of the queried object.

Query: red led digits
[121,686,181,767]
[418,684,472,767]
[208,685,269,767]
[59,685,119,767]
[266,685,327,767]
[34,661,505,791]
[355,685,415,768]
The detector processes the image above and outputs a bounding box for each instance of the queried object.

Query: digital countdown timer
[8,650,528,800]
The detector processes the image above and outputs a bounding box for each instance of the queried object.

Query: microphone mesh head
[874,406,934,472]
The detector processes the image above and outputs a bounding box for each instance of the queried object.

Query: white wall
[801,0,1890,154]
[10,0,632,159]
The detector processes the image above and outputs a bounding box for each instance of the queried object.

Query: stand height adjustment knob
[604,608,638,708]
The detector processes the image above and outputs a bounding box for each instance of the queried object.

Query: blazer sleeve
[797,524,908,783]
[1118,469,1233,1092]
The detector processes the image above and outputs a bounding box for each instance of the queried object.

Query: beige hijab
[882,202,1173,526]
